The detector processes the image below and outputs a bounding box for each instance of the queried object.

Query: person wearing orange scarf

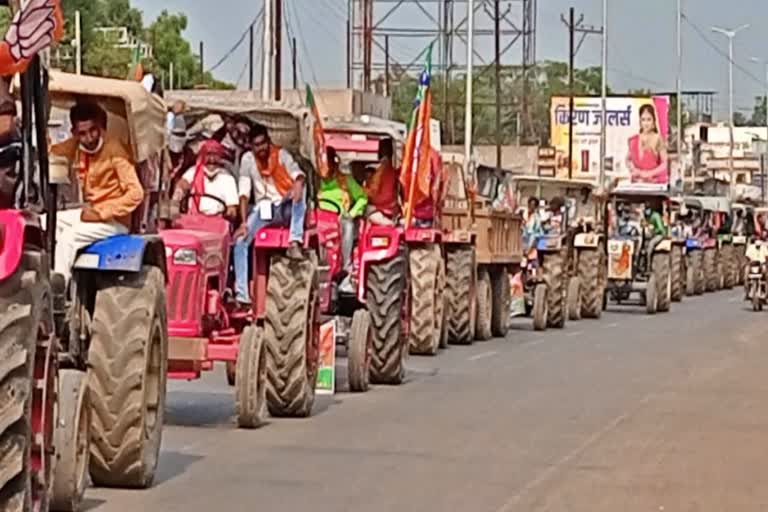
[233,122,306,305]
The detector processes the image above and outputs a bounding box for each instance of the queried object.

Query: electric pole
[561,8,602,180]
[261,0,273,102]
[464,0,475,183]
[249,25,255,90]
[274,0,282,101]
[494,0,502,173]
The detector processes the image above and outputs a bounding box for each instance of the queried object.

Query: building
[684,123,767,186]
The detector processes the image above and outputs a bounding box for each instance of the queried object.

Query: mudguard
[654,239,672,253]
[0,210,27,281]
[573,232,600,249]
[685,238,701,250]
[73,234,149,273]
[536,234,562,252]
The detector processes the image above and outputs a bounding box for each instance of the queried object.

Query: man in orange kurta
[50,102,144,282]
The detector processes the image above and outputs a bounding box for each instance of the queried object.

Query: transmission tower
[347,0,537,144]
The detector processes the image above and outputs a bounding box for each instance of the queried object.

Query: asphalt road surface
[88,289,766,512]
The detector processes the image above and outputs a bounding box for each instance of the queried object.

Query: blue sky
[132,0,768,119]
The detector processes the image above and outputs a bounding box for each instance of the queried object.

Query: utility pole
[169,62,174,91]
[74,10,82,75]
[464,0,475,182]
[292,37,298,89]
[261,0,273,102]
[199,41,204,78]
[274,0,282,101]
[249,25,255,90]
[676,0,683,192]
[494,0,502,172]
[599,0,607,189]
[712,24,749,193]
[384,35,390,96]
[561,8,602,180]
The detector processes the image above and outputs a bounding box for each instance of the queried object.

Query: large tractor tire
[409,245,445,356]
[474,269,492,341]
[264,255,319,418]
[645,272,658,315]
[542,251,566,329]
[722,245,736,289]
[653,253,671,313]
[367,249,408,385]
[0,258,55,512]
[445,247,475,345]
[532,283,548,331]
[490,267,510,337]
[670,246,684,302]
[88,265,168,488]
[235,325,267,429]
[52,369,90,511]
[687,251,704,295]
[704,248,717,292]
[577,248,602,319]
[347,309,372,393]
[567,276,581,321]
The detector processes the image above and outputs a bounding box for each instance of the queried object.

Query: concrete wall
[442,144,538,173]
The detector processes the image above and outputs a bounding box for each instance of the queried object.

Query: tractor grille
[167,269,201,324]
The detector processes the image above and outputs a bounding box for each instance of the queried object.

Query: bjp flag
[0,0,64,76]
[401,45,434,226]
[306,85,330,178]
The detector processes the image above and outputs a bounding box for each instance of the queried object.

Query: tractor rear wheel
[670,246,683,302]
[52,369,90,511]
[691,251,705,295]
[235,325,267,428]
[347,309,372,393]
[0,257,55,512]
[704,249,717,292]
[88,265,168,488]
[543,251,566,328]
[264,254,319,418]
[722,245,736,289]
[653,253,671,313]
[445,247,475,345]
[367,249,408,385]
[578,248,602,319]
[474,269,492,341]
[532,283,548,331]
[490,267,510,337]
[409,245,444,356]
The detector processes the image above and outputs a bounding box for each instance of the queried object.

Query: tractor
[730,202,754,286]
[325,115,445,383]
[668,197,689,302]
[603,188,672,314]
[691,196,732,293]
[440,154,522,343]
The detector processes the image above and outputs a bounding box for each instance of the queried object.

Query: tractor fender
[74,234,168,278]
[0,210,46,281]
[654,239,672,253]
[573,233,601,249]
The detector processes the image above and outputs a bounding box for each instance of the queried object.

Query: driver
[49,101,144,283]
[318,147,368,274]
[171,139,238,218]
[234,122,306,305]
[364,137,398,225]
[644,204,666,257]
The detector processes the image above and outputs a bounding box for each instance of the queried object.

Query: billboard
[550,95,671,189]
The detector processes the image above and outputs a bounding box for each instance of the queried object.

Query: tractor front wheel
[532,283,548,331]
[445,247,475,345]
[235,325,267,428]
[474,269,492,341]
[347,309,372,393]
[52,369,90,511]
[264,255,319,418]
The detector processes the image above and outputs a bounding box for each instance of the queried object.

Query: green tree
[83,31,132,78]
[750,96,766,126]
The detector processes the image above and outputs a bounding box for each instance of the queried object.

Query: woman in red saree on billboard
[626,102,668,185]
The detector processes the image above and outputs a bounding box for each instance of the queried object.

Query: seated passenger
[234,122,306,305]
[49,101,144,283]
[364,137,398,225]
[319,147,368,274]
[171,139,238,218]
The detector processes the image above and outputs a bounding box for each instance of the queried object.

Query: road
[89,289,766,512]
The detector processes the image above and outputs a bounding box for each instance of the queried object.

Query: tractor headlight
[173,248,197,266]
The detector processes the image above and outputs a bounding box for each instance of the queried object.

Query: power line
[682,13,765,88]
[207,7,264,74]
[285,0,321,87]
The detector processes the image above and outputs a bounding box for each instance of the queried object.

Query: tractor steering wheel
[319,198,343,215]
[183,192,230,216]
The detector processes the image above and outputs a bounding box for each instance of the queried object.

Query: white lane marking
[566,330,583,337]
[467,351,498,362]
[603,322,619,328]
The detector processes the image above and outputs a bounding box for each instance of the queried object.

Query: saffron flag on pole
[401,44,434,227]
[306,85,330,178]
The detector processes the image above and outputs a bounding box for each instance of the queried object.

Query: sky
[132,0,768,120]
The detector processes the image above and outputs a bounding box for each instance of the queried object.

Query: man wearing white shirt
[172,140,239,218]
[233,123,306,305]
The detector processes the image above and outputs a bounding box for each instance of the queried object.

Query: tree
[750,96,766,126]
[83,31,132,78]
[733,111,749,127]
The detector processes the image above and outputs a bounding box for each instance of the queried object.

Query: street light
[711,24,749,189]
[750,56,768,202]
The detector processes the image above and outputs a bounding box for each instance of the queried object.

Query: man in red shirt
[364,137,398,225]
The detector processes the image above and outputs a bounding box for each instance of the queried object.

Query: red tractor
[326,117,446,387]
[165,103,326,418]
